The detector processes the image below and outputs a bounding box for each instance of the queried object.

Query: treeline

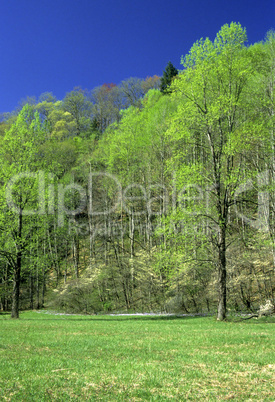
[0,23,274,320]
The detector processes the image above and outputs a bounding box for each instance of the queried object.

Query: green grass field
[0,311,274,401]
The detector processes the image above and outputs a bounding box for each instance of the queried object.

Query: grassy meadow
[0,311,274,401]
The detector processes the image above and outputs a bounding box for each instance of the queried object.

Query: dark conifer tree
[160,61,178,93]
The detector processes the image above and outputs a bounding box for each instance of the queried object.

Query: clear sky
[0,0,274,113]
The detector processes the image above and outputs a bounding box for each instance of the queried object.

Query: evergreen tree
[160,61,178,93]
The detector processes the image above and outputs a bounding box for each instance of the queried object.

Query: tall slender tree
[0,105,47,318]
[167,23,258,320]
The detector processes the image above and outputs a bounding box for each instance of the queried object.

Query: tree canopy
[0,24,274,320]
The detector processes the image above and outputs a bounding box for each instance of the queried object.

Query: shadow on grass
[226,315,275,324]
[2,310,273,324]
[7,312,213,322]
[71,315,209,322]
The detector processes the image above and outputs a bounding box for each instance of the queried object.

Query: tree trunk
[36,264,40,309]
[217,226,227,320]
[29,273,34,310]
[72,234,79,278]
[11,265,21,318]
[11,213,22,319]
[41,238,47,308]
[3,263,9,311]
[129,211,134,258]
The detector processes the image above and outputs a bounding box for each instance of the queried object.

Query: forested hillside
[0,23,274,320]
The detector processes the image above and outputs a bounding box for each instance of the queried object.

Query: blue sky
[0,0,274,113]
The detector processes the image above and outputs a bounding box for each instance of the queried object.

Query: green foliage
[164,22,273,320]
[62,88,93,137]
[1,23,275,319]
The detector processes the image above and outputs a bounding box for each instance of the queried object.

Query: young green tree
[0,105,47,318]
[62,88,93,137]
[167,23,259,320]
